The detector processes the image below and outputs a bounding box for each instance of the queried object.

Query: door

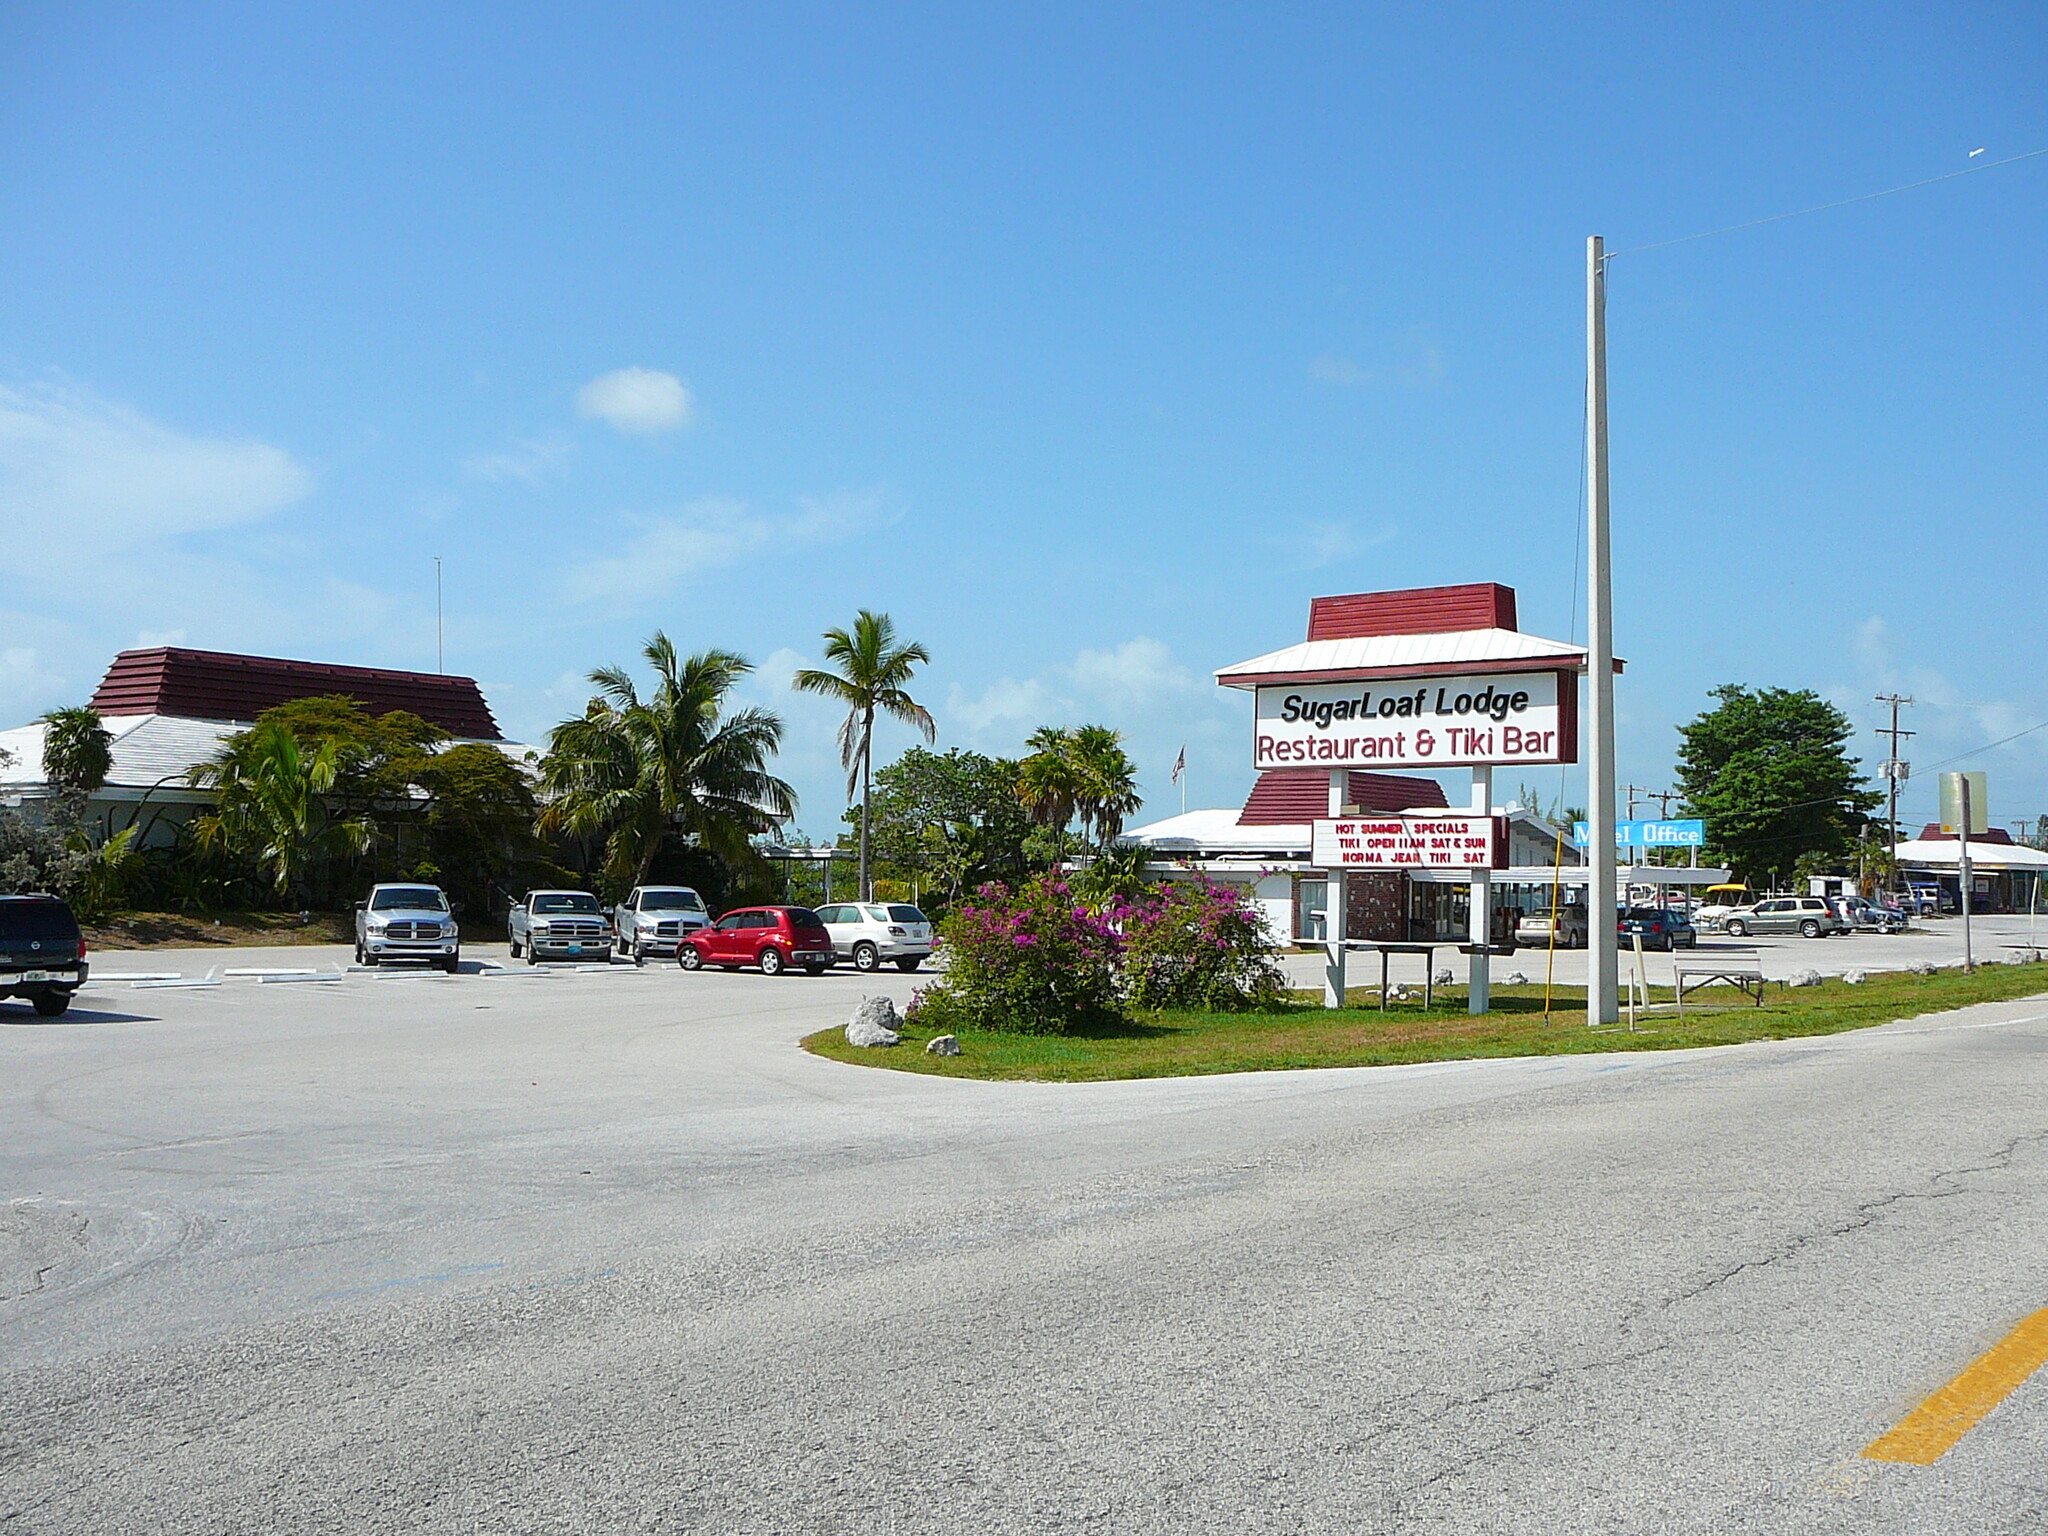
[705,913,747,961]
[1754,900,1792,934]
[744,911,777,962]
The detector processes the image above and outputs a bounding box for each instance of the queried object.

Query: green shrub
[1117,877,1288,1012]
[910,875,1123,1035]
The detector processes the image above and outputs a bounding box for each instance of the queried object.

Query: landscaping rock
[845,996,902,1048]
[1842,968,1867,985]
[925,1033,960,1057]
[1503,971,1529,985]
[1786,968,1823,988]
[1433,967,1455,986]
[1908,961,1937,977]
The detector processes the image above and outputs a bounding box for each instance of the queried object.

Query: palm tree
[792,611,934,900]
[539,635,796,892]
[1016,726,1081,853]
[40,706,113,795]
[1068,724,1141,846]
[190,720,372,901]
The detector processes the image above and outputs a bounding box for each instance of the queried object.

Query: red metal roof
[1916,824,2015,845]
[87,648,502,740]
[1238,769,1448,825]
[1308,584,1517,641]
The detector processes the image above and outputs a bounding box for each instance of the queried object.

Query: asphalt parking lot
[7,938,2048,1533]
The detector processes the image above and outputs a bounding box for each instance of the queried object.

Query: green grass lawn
[801,961,2048,1082]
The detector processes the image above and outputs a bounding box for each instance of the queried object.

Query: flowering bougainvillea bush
[1116,877,1289,1012]
[909,873,1286,1034]
[910,875,1124,1035]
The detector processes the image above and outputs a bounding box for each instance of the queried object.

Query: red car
[678,906,836,976]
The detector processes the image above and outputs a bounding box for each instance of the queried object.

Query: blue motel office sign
[1572,818,1706,850]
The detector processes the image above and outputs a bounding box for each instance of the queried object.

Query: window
[785,908,823,928]
[639,889,704,912]
[864,906,892,923]
[0,898,79,941]
[886,906,927,924]
[533,893,600,914]
[714,914,747,931]
[372,887,448,911]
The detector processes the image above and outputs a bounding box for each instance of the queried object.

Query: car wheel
[677,946,704,971]
[353,941,366,966]
[1799,920,1821,939]
[633,947,646,968]
[895,957,921,973]
[852,942,880,973]
[508,937,522,959]
[32,992,70,1017]
[526,947,540,966]
[759,946,786,976]
[1726,920,1748,938]
[361,950,379,968]
[439,955,460,974]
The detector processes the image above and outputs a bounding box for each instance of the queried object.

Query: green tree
[190,721,373,902]
[1017,726,1084,860]
[791,611,934,900]
[1674,685,1881,884]
[1017,724,1143,853]
[539,635,796,895]
[39,707,114,795]
[853,746,1031,906]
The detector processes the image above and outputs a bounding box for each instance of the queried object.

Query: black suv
[0,895,90,1016]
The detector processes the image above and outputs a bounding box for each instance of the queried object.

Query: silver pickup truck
[507,889,613,964]
[611,885,711,965]
[355,883,461,970]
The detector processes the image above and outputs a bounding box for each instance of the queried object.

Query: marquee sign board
[1311,815,1507,870]
[1254,669,1575,772]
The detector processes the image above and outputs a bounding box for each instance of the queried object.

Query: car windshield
[372,887,448,911]
[886,905,927,924]
[640,889,704,911]
[0,899,79,940]
[533,893,600,914]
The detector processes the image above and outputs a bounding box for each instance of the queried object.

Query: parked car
[1723,896,1848,939]
[1619,906,1698,951]
[678,906,835,976]
[1693,884,1754,930]
[1515,904,1588,949]
[815,901,934,972]
[612,885,711,965]
[508,890,613,964]
[1906,882,1953,916]
[0,894,89,1017]
[1829,895,1907,933]
[354,882,461,971]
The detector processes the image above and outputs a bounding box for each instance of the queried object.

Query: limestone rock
[1909,961,1937,977]
[1842,968,1867,985]
[1787,968,1822,988]
[925,1033,961,1057]
[1503,971,1529,985]
[846,996,902,1047]
[1432,967,1455,986]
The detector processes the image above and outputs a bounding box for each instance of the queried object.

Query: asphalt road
[6,943,2048,1533]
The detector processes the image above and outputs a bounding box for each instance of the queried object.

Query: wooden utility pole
[1586,237,1619,1025]
[1875,694,1913,894]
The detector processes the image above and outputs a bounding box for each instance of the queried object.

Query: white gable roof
[1217,628,1589,687]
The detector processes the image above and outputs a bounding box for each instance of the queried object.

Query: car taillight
[77,938,88,959]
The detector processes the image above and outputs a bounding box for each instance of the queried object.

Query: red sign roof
[1238,769,1448,826]
[1308,583,1518,641]
[87,648,502,740]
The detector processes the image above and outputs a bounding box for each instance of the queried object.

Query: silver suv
[1723,896,1848,939]
[355,883,461,971]
[816,902,934,972]
[507,890,613,964]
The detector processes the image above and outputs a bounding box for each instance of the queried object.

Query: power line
[1607,146,2048,260]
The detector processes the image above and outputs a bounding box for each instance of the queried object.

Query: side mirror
[354,900,368,911]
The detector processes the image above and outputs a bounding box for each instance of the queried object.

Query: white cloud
[461,432,574,482]
[1307,332,1447,391]
[563,490,892,605]
[576,367,694,434]
[1286,519,1398,571]
[1309,353,1369,386]
[947,677,1059,736]
[1067,637,1195,705]
[0,380,311,572]
[0,646,62,711]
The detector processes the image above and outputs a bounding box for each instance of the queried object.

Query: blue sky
[2,3,2043,840]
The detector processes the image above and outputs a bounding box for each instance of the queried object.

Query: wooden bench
[1673,949,1766,1013]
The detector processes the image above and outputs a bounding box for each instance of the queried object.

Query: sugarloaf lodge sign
[1253,668,1569,770]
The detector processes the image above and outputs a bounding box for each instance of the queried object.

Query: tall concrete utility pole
[1875,694,1914,895]
[1586,236,1619,1025]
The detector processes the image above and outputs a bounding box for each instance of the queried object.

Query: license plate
[18,971,51,983]
[567,944,583,954]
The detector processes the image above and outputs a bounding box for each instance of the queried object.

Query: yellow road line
[1863,1308,2048,1465]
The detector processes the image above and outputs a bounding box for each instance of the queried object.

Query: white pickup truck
[611,885,712,965]
[507,889,613,964]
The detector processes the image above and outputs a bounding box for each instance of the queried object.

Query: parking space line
[1862,1308,2048,1465]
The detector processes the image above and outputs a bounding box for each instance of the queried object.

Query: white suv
[816,902,934,972]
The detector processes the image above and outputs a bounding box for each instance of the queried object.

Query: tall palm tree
[1016,726,1081,854]
[190,720,372,901]
[791,611,934,900]
[1069,724,1142,846]
[538,635,796,892]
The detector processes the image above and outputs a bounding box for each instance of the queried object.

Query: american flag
[1171,745,1185,784]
